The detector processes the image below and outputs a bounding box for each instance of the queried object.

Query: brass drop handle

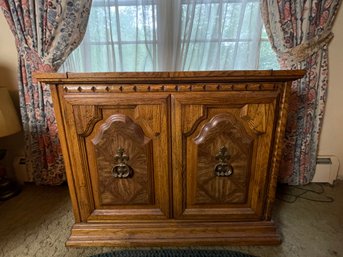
[112,147,134,178]
[214,146,234,177]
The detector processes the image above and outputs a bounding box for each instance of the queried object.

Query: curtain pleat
[261,0,342,185]
[0,0,92,185]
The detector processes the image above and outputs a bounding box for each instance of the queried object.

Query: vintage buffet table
[36,70,304,247]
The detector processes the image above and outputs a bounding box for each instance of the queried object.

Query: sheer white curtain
[61,0,270,72]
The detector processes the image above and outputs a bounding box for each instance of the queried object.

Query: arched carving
[92,114,153,205]
[193,113,254,204]
[92,114,150,146]
[194,113,254,147]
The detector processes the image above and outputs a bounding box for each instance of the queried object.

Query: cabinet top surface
[35,70,305,84]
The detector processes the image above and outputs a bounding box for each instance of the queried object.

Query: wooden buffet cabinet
[36,70,304,247]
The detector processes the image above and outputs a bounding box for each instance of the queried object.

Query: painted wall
[0,11,24,180]
[318,5,343,179]
[0,6,343,179]
[0,11,17,94]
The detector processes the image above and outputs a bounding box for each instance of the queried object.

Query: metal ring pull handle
[112,147,134,178]
[214,146,234,177]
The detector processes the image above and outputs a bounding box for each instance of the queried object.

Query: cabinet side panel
[265,83,291,219]
[51,85,82,222]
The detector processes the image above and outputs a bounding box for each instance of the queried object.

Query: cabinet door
[172,91,280,221]
[60,91,170,222]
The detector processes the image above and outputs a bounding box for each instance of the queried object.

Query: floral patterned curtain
[0,0,92,185]
[261,0,342,184]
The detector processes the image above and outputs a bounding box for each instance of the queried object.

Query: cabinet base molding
[67,221,281,247]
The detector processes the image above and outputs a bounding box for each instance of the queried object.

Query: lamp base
[0,177,21,201]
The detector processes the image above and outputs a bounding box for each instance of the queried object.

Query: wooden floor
[0,181,342,257]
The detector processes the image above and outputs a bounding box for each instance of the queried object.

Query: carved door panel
[61,93,170,221]
[172,92,277,221]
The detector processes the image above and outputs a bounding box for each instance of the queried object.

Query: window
[259,25,279,69]
[62,0,279,72]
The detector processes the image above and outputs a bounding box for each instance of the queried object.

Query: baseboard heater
[312,156,339,184]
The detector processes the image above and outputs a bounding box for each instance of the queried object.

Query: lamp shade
[0,88,21,137]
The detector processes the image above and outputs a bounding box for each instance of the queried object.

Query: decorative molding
[62,83,280,94]
[264,83,289,220]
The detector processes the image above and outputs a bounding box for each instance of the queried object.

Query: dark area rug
[91,249,256,257]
